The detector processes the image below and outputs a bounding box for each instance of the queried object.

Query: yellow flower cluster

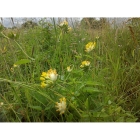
[10,64,19,72]
[56,97,67,115]
[68,27,72,32]
[40,69,58,88]
[13,64,18,68]
[80,61,90,68]
[0,102,4,107]
[85,42,96,53]
[67,65,73,72]
[0,46,7,54]
[59,20,72,33]
[60,20,68,27]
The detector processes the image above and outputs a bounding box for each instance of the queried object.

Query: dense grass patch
[0,18,140,122]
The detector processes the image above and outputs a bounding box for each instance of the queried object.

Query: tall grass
[0,18,140,122]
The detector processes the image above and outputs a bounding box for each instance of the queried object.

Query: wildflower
[67,65,73,72]
[10,64,19,72]
[40,72,49,80]
[13,64,18,68]
[82,38,86,41]
[47,69,58,81]
[85,42,96,53]
[68,27,72,32]
[40,69,58,88]
[0,102,4,106]
[1,46,7,54]
[80,60,90,68]
[56,97,67,115]
[60,20,68,27]
[41,81,47,88]
[59,20,72,33]
[96,36,99,39]
[10,67,14,72]
[14,34,16,37]
[4,46,7,51]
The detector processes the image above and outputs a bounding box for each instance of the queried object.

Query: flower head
[40,69,58,88]
[60,20,68,27]
[47,69,58,81]
[67,65,73,72]
[80,61,90,68]
[1,46,7,54]
[10,64,19,72]
[59,20,72,33]
[56,97,67,115]
[85,42,96,53]
[0,102,4,106]
[68,27,72,32]
[41,81,49,88]
[13,64,19,68]
[41,69,58,81]
[96,36,99,39]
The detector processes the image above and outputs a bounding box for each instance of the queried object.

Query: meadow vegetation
[0,17,140,122]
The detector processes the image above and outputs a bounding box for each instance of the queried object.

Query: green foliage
[14,59,31,65]
[0,23,4,31]
[80,18,109,29]
[21,20,38,28]
[0,18,140,122]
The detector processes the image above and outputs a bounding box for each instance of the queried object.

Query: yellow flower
[10,64,19,72]
[85,42,96,53]
[41,69,58,81]
[60,20,68,27]
[80,61,90,68]
[96,36,99,39]
[68,27,72,32]
[13,64,18,68]
[1,46,7,54]
[14,34,17,37]
[10,67,14,72]
[41,81,48,88]
[67,65,73,72]
[0,102,4,106]
[56,97,67,115]
[47,69,58,81]
[41,72,50,80]
[40,77,45,81]
[40,69,58,88]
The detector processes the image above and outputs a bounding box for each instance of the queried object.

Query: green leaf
[99,112,109,117]
[134,96,140,111]
[29,106,42,111]
[66,114,73,122]
[59,75,65,80]
[83,87,102,94]
[75,55,82,59]
[93,54,103,61]
[108,100,112,105]
[80,114,90,122]
[116,117,125,122]
[86,81,104,86]
[45,106,51,111]
[131,49,135,58]
[71,70,83,76]
[85,98,89,110]
[31,92,48,105]
[75,91,81,96]
[83,54,93,59]
[115,106,122,113]
[125,118,138,122]
[15,59,31,65]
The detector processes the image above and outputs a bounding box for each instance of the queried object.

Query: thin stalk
[1,32,35,61]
